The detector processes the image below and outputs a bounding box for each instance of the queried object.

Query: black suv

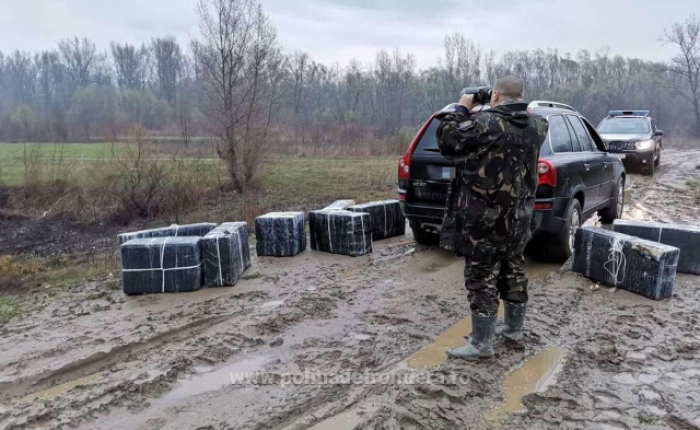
[398,102,626,262]
[597,110,663,176]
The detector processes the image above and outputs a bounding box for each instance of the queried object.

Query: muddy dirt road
[2,150,700,430]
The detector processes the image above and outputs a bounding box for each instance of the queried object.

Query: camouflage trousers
[464,251,529,316]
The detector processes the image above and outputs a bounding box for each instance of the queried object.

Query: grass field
[0,142,398,205]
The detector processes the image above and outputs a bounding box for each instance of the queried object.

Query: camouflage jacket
[436,102,549,258]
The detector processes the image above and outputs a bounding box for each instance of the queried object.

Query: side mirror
[655,130,664,137]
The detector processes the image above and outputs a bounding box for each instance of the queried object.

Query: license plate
[443,167,455,179]
[611,154,626,159]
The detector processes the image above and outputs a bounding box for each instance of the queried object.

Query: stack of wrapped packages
[348,200,405,241]
[572,227,679,301]
[612,219,700,275]
[119,222,250,294]
[200,222,251,287]
[255,212,307,257]
[309,209,372,257]
[121,237,204,295]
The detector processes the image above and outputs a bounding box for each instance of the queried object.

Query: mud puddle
[415,250,460,273]
[165,355,271,400]
[483,345,565,425]
[20,371,107,404]
[406,306,505,369]
[525,262,560,281]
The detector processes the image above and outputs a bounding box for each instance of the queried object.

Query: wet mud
[1,150,700,430]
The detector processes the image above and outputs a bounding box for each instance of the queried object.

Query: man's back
[437,101,549,255]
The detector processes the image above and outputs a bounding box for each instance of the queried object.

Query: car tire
[599,178,625,224]
[654,148,661,167]
[547,199,582,263]
[409,220,439,246]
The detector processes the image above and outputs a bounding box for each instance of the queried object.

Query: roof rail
[608,110,650,117]
[528,101,578,112]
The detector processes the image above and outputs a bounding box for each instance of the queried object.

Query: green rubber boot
[496,302,526,343]
[447,314,497,360]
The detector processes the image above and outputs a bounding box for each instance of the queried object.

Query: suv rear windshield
[598,117,650,134]
[415,119,441,151]
[415,117,552,154]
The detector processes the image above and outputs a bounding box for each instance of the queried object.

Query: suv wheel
[409,220,439,246]
[654,147,661,167]
[599,179,625,224]
[547,199,582,263]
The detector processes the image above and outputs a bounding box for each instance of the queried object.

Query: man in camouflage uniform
[435,75,549,360]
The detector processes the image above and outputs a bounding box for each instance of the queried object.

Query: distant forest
[1,2,699,151]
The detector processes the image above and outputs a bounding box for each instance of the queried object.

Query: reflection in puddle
[20,372,106,404]
[308,409,362,430]
[165,356,270,400]
[484,346,565,425]
[406,306,505,369]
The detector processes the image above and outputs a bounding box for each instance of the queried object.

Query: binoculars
[460,86,492,105]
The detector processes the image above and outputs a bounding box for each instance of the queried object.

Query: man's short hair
[494,75,524,100]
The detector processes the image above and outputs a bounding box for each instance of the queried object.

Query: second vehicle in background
[597,110,663,176]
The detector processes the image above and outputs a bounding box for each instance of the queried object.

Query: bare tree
[111,42,149,89]
[151,37,183,103]
[58,37,98,88]
[662,14,700,136]
[194,0,284,191]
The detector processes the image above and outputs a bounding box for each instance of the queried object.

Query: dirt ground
[2,150,700,430]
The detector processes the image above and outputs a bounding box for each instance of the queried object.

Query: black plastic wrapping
[323,200,356,211]
[612,219,700,275]
[255,212,306,257]
[572,227,679,301]
[309,210,372,257]
[118,223,217,245]
[348,200,406,241]
[201,222,251,287]
[120,237,203,295]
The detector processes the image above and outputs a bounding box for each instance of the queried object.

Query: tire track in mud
[1,313,234,400]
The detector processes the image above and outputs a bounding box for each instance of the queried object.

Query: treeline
[1,5,699,149]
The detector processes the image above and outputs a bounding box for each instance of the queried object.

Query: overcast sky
[0,0,696,68]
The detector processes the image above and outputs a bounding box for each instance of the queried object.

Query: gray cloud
[0,0,695,67]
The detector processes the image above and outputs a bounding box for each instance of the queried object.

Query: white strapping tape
[216,236,223,286]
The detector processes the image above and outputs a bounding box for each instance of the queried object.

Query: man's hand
[458,94,475,111]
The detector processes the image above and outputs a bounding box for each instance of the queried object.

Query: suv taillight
[398,116,435,183]
[537,160,557,187]
[398,156,410,180]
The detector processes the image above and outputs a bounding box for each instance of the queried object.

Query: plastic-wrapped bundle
[201,222,251,287]
[323,200,356,211]
[118,223,217,245]
[309,210,372,257]
[255,212,306,257]
[348,200,406,241]
[121,237,203,295]
[612,220,700,275]
[572,227,679,301]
